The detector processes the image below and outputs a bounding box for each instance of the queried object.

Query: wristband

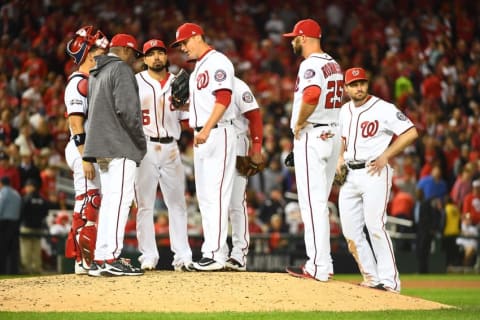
[73,133,86,146]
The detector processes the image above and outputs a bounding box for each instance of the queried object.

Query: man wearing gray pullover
[83,33,146,276]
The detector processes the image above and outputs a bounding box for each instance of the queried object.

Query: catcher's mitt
[333,164,348,186]
[171,68,190,108]
[284,151,294,167]
[236,156,265,176]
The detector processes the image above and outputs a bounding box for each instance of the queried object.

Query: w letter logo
[361,120,379,137]
[196,71,209,90]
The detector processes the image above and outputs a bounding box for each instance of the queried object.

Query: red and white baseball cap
[344,67,368,85]
[170,23,204,47]
[283,19,322,38]
[143,39,167,55]
[110,33,142,55]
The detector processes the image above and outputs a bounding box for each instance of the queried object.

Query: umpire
[0,176,22,274]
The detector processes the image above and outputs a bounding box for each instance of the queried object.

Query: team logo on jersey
[214,69,227,82]
[196,71,209,90]
[304,69,315,79]
[361,120,379,138]
[242,91,254,103]
[396,111,407,121]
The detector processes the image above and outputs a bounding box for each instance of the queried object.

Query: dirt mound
[0,271,452,312]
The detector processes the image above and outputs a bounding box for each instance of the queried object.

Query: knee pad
[84,189,101,222]
[78,224,97,268]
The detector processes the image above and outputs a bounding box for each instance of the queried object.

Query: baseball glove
[236,156,265,176]
[333,164,348,186]
[284,151,294,167]
[171,68,190,108]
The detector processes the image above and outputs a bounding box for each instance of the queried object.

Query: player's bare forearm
[194,103,226,146]
[368,127,418,175]
[336,139,346,171]
[382,127,418,161]
[294,102,316,139]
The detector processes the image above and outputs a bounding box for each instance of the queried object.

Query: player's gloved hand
[236,155,265,176]
[171,69,190,108]
[333,163,348,186]
[284,151,294,167]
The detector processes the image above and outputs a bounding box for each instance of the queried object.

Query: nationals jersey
[232,77,259,136]
[189,49,235,128]
[290,53,343,129]
[136,70,187,140]
[339,95,415,162]
[64,71,89,134]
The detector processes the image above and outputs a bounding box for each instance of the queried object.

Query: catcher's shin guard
[78,224,96,267]
[66,189,101,266]
[78,189,101,267]
[65,212,85,260]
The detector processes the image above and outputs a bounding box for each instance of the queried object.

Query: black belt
[347,162,366,170]
[149,136,174,143]
[195,120,233,132]
[313,123,329,127]
[195,125,216,132]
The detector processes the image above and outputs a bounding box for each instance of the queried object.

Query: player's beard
[351,91,368,104]
[148,62,166,72]
[292,43,303,56]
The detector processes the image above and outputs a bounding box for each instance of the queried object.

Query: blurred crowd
[1,0,480,272]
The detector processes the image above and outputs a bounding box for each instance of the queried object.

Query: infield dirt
[0,271,463,312]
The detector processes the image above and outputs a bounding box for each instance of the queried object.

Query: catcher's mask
[66,25,109,65]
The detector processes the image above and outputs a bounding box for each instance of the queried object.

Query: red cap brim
[282,32,298,37]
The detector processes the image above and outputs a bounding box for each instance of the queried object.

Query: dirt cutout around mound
[0,272,453,312]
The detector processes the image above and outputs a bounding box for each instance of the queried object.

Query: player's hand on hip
[194,129,209,147]
[367,156,387,176]
[82,161,96,180]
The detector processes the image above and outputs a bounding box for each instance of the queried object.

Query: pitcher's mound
[0,271,452,312]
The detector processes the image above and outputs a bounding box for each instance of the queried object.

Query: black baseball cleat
[89,258,144,276]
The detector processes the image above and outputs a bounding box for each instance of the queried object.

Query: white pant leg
[94,158,137,261]
[293,126,340,280]
[194,126,236,264]
[339,169,380,286]
[157,142,192,265]
[229,134,250,264]
[363,165,401,291]
[134,143,160,265]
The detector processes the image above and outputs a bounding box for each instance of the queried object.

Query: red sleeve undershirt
[243,109,263,154]
[302,85,321,105]
[214,89,232,107]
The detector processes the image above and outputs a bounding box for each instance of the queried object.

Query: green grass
[1,274,479,320]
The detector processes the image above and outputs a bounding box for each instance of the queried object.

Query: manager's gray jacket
[84,53,146,164]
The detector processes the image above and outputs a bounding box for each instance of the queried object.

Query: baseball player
[63,26,108,274]
[338,67,418,293]
[224,76,263,271]
[171,23,237,271]
[283,19,343,281]
[84,34,147,276]
[134,39,194,271]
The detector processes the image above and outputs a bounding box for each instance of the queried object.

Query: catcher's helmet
[66,25,109,65]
